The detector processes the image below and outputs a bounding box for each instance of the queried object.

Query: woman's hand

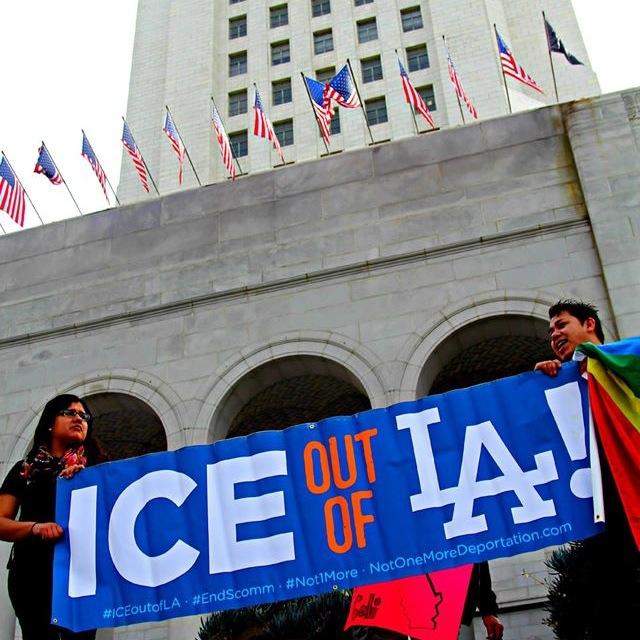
[32,522,64,540]
[60,463,85,479]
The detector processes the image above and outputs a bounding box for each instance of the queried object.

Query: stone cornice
[0,218,589,349]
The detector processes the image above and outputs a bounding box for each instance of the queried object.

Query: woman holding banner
[0,394,106,640]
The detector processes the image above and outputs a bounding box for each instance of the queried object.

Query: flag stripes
[81,132,109,201]
[0,156,26,226]
[303,75,333,145]
[211,104,237,180]
[325,64,360,108]
[122,121,150,192]
[446,50,478,119]
[496,30,543,94]
[34,144,63,185]
[163,109,185,184]
[398,60,435,128]
[253,88,285,163]
[6,29,590,212]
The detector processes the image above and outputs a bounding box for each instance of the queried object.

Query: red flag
[345,566,473,640]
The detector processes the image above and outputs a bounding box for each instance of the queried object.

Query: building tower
[118,0,599,201]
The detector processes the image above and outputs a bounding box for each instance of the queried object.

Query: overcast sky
[0,1,638,234]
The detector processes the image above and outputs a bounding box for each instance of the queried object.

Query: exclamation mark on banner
[544,381,592,499]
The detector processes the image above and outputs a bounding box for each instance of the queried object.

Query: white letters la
[396,408,558,539]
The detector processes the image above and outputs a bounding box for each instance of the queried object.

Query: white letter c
[108,470,199,587]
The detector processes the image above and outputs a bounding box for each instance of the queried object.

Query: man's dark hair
[548,299,604,343]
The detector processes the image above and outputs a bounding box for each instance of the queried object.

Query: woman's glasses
[58,409,91,422]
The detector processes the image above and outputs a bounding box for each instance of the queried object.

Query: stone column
[565,91,640,337]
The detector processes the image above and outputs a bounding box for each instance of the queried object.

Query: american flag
[253,88,285,163]
[0,155,26,227]
[211,104,237,180]
[34,143,63,184]
[326,64,360,109]
[446,50,478,119]
[81,132,109,202]
[163,109,185,184]
[304,75,333,145]
[496,30,544,94]
[398,60,435,129]
[121,121,150,192]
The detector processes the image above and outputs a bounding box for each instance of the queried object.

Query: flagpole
[2,151,44,225]
[82,129,121,206]
[346,58,375,145]
[210,98,244,177]
[395,49,420,134]
[122,118,160,196]
[43,141,83,216]
[442,36,466,125]
[300,73,331,154]
[165,106,202,186]
[542,11,560,103]
[494,24,513,114]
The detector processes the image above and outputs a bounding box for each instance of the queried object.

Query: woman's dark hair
[27,394,107,464]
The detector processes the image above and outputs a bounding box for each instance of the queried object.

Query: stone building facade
[1,91,639,640]
[118,0,599,201]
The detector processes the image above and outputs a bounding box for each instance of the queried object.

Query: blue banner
[53,363,603,631]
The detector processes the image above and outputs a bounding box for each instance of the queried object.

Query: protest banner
[53,362,602,631]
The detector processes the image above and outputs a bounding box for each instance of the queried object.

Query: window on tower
[229,15,247,39]
[406,44,429,71]
[401,7,423,32]
[357,18,378,43]
[229,130,248,157]
[229,51,247,76]
[330,109,341,134]
[228,89,248,116]
[274,119,294,147]
[417,85,436,111]
[316,66,336,84]
[311,0,331,18]
[314,29,334,54]
[365,97,388,125]
[270,4,289,28]
[271,40,291,65]
[361,56,382,83]
[272,79,292,105]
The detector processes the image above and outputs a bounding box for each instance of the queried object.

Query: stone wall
[1,92,638,640]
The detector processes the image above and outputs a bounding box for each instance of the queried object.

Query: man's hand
[534,359,562,377]
[482,614,504,640]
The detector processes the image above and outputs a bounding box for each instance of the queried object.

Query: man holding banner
[535,300,640,639]
[51,304,613,634]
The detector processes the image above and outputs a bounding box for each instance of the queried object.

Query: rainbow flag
[577,337,640,549]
